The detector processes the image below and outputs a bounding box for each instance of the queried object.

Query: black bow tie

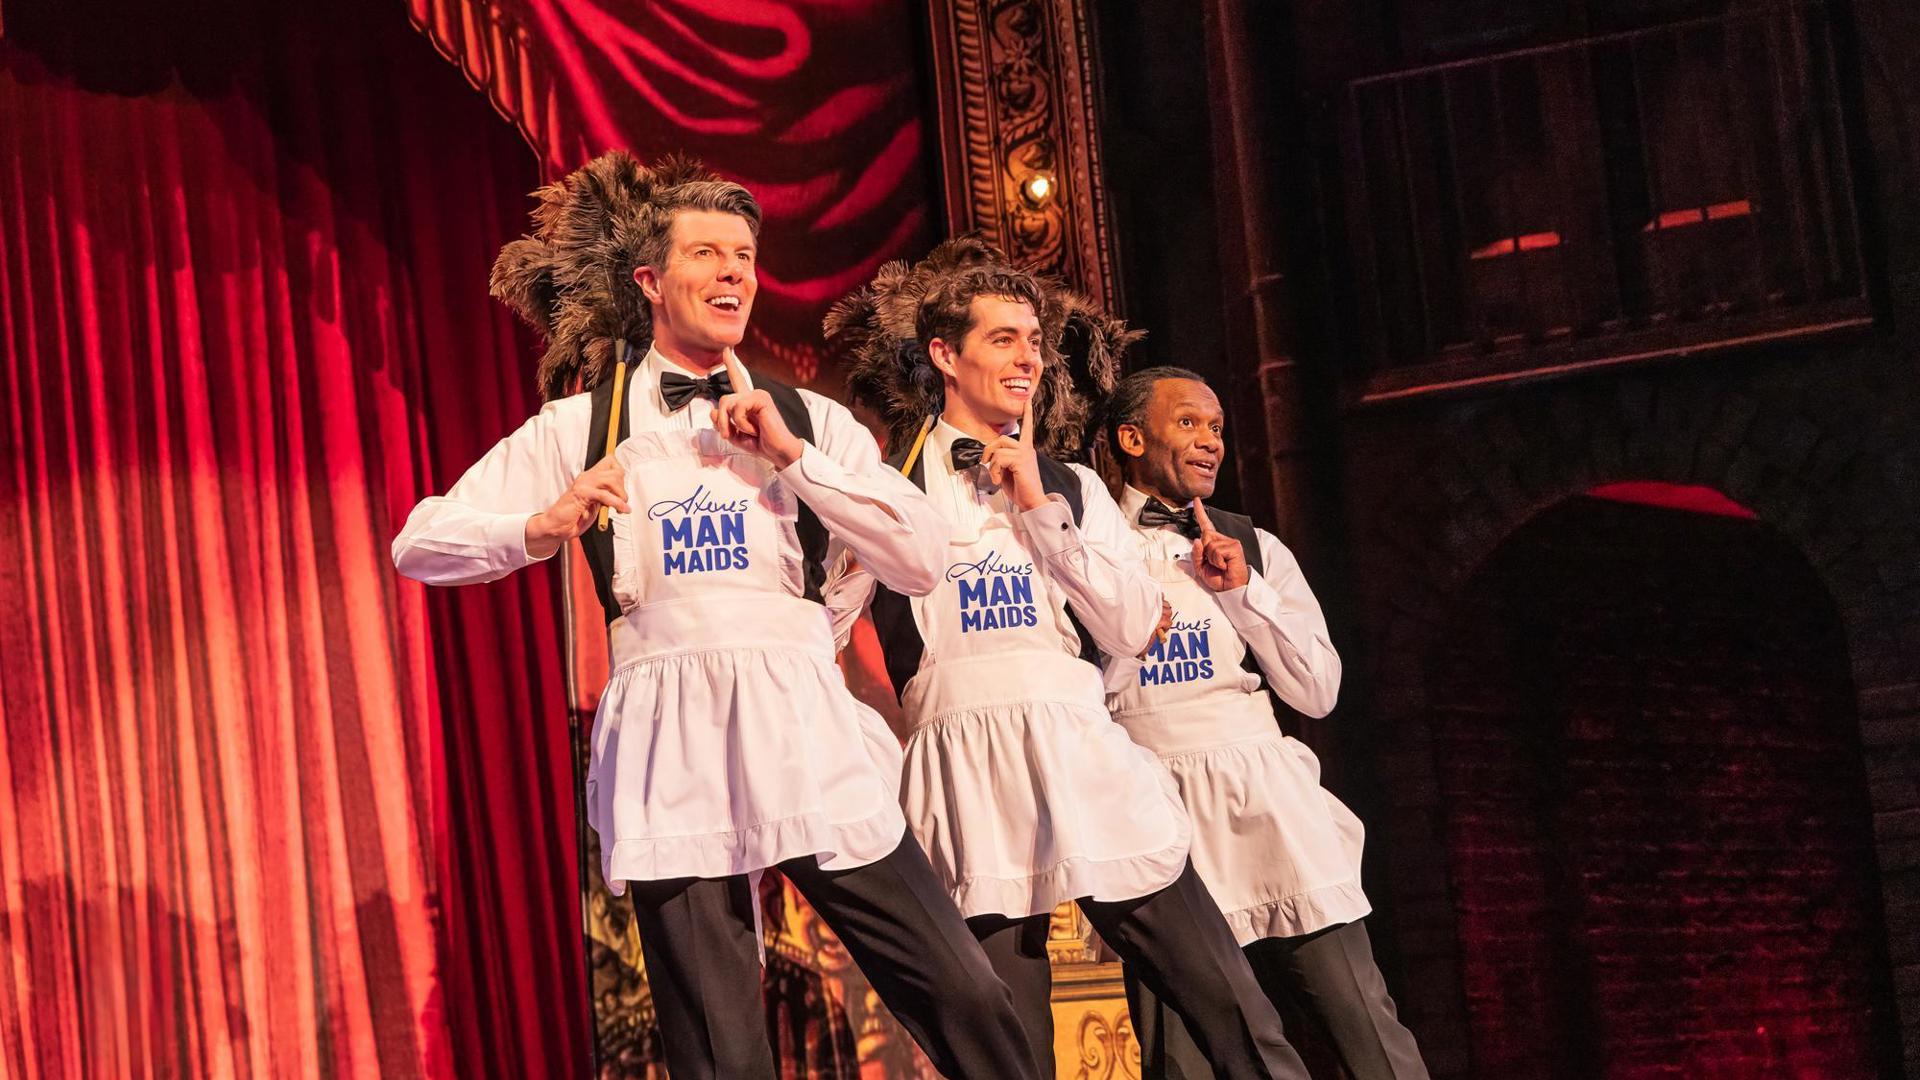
[659,369,735,412]
[950,437,986,471]
[1138,499,1200,539]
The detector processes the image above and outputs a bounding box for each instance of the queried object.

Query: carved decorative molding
[1051,961,1141,1079]
[1046,899,1101,964]
[927,0,1121,311]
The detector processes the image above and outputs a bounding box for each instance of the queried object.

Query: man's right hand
[981,398,1048,511]
[525,456,629,559]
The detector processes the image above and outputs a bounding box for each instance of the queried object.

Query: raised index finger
[1190,498,1218,537]
[721,347,749,396]
[1018,395,1035,448]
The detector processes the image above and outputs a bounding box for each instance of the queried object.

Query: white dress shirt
[392,345,946,597]
[1117,485,1341,717]
[827,419,1163,662]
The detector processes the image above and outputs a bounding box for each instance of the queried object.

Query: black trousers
[968,861,1311,1080]
[1127,918,1430,1080]
[626,835,1040,1080]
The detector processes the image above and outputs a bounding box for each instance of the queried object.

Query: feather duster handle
[896,415,936,478]
[596,341,631,531]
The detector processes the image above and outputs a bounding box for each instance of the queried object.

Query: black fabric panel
[579,356,636,625]
[1203,504,1264,576]
[577,351,827,624]
[1199,504,1269,680]
[754,375,827,604]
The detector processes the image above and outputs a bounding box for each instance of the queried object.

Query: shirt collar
[926,417,1019,477]
[928,418,970,458]
[1119,484,1154,524]
[642,343,752,390]
[930,416,1019,450]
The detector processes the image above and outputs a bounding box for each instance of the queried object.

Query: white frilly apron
[588,429,906,893]
[1105,551,1370,944]
[897,499,1190,919]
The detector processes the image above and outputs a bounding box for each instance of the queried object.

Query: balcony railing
[1338,4,1869,400]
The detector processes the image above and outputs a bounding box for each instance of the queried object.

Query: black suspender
[867,428,1097,699]
[578,350,826,624]
[1192,503,1268,678]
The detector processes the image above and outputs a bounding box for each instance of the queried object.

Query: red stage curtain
[0,3,583,1076]
[406,0,940,386]
[402,3,946,1074]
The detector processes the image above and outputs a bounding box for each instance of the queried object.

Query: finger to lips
[1019,396,1035,448]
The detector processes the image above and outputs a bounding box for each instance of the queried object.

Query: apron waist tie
[901,650,1105,730]
[609,592,834,672]
[1110,691,1279,756]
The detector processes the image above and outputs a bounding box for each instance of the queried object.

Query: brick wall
[1425,495,1894,1078]
[1328,344,1920,1078]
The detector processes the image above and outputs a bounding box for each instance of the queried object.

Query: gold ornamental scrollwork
[1053,960,1141,1079]
[927,0,1120,310]
[1075,1007,1142,1080]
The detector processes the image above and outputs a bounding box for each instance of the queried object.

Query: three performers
[393,152,1428,1079]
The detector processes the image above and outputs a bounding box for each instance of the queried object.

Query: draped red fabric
[406,0,940,385]
[399,3,945,1073]
[0,2,582,1076]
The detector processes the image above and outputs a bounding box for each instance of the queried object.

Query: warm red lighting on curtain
[2,0,949,1072]
[1644,199,1755,232]
[1469,231,1564,260]
[0,4,579,1076]
[405,0,939,385]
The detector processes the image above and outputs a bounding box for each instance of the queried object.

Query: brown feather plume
[827,237,1141,460]
[488,150,731,400]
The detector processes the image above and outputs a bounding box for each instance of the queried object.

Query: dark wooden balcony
[1338,4,1870,401]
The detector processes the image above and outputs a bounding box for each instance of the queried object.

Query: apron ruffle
[900,651,1191,918]
[1132,706,1371,943]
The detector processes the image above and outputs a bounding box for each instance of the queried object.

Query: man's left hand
[710,353,804,468]
[1190,499,1250,591]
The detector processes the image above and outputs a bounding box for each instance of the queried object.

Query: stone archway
[1342,362,1920,1077]
[1425,491,1893,1078]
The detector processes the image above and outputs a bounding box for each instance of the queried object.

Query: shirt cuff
[492,510,551,571]
[1214,572,1277,632]
[1020,495,1080,557]
[777,442,856,498]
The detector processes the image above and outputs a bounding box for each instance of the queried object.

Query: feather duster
[489,150,725,400]
[826,237,1142,461]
